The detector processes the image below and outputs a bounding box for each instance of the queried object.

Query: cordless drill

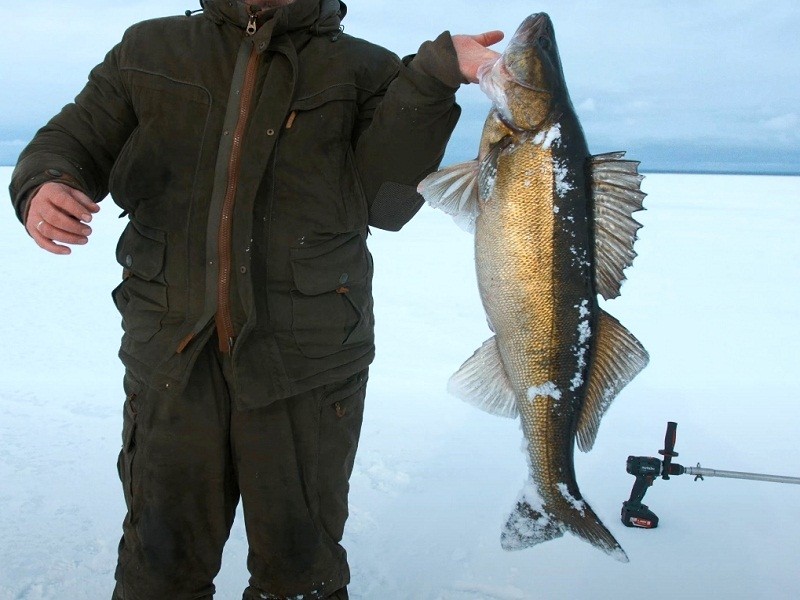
[622,421,800,529]
[621,421,683,528]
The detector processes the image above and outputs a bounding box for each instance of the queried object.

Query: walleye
[419,13,648,561]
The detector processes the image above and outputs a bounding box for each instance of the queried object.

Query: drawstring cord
[184,0,204,17]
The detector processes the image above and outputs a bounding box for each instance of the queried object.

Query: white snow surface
[1,168,799,599]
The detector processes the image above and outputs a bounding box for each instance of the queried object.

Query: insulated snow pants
[112,337,367,599]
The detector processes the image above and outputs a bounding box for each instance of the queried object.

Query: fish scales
[419,12,648,562]
[479,122,592,510]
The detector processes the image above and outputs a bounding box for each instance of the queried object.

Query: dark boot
[241,586,347,599]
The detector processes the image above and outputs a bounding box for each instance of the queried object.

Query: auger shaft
[683,465,800,485]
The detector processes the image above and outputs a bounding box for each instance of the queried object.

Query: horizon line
[3,166,799,177]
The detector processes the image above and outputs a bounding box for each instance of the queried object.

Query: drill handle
[659,421,680,479]
[627,474,655,505]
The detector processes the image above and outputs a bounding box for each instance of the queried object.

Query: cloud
[762,113,799,131]
[1,0,799,174]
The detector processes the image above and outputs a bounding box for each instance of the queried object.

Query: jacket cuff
[405,31,464,92]
[10,157,90,224]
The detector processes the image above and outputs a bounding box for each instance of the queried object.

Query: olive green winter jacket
[9,0,462,408]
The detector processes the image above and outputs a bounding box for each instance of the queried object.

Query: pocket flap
[116,220,167,281]
[290,232,369,296]
[291,84,358,112]
[127,70,211,104]
[323,371,368,406]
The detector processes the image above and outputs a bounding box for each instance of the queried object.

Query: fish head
[478,13,566,132]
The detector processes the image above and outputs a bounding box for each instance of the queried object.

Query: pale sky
[1,0,798,173]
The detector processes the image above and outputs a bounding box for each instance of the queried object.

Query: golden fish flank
[418,12,649,562]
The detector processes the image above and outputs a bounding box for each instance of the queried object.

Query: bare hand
[452,31,504,83]
[25,182,100,255]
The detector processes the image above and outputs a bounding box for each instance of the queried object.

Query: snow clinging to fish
[419,13,649,561]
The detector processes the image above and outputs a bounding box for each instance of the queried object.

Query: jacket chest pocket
[289,231,373,359]
[111,219,168,343]
[109,71,212,212]
[284,84,358,148]
[272,85,367,231]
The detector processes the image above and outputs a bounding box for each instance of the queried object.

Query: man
[9,0,502,598]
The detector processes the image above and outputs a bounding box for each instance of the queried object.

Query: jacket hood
[201,0,345,36]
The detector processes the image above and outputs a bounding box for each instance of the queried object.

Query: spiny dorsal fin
[447,336,518,418]
[591,152,646,300]
[576,309,649,452]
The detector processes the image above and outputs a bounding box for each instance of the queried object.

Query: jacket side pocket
[289,232,374,359]
[112,219,168,343]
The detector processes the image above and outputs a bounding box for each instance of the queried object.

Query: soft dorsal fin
[590,152,646,300]
[447,336,519,418]
[576,310,649,451]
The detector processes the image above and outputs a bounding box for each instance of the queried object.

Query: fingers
[452,30,505,84]
[471,30,505,48]
[26,182,100,255]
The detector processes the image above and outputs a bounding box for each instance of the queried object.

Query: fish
[418,13,649,561]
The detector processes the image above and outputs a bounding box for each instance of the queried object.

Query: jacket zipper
[215,14,259,353]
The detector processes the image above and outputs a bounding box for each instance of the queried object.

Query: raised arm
[353,30,502,231]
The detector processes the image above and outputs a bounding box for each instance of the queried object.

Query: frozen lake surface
[1,167,798,599]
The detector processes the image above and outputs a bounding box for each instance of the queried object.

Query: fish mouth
[477,11,557,130]
[502,13,555,94]
[511,12,551,44]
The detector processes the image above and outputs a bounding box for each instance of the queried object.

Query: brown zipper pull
[285,111,297,129]
[176,332,195,354]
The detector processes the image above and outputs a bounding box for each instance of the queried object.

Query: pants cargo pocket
[317,370,368,543]
[117,390,139,516]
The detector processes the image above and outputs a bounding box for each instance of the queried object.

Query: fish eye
[538,36,552,50]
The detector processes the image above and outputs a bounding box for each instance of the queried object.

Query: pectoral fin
[590,152,646,300]
[577,310,649,452]
[417,160,481,233]
[417,144,503,234]
[447,336,518,418]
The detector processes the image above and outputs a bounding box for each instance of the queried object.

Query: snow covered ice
[1,167,799,599]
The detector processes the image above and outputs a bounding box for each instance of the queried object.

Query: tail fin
[501,488,629,562]
[563,504,629,563]
[501,500,564,550]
